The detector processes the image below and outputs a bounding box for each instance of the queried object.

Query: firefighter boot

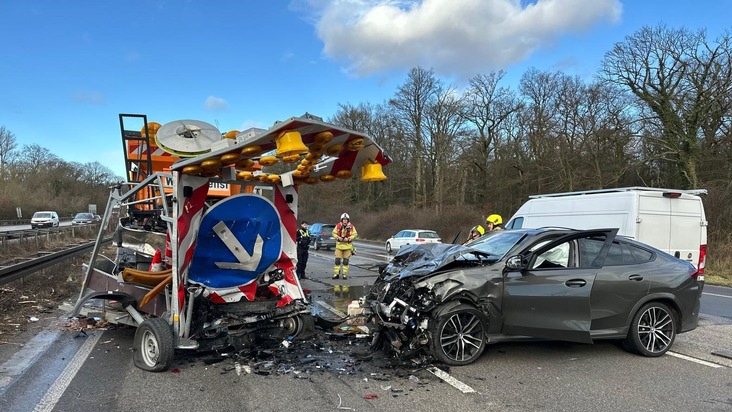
[333,265,340,279]
[342,265,349,280]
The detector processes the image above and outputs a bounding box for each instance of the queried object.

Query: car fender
[623,292,682,328]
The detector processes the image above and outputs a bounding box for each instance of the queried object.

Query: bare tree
[601,25,732,188]
[519,68,562,193]
[461,71,524,200]
[389,67,439,207]
[0,126,17,180]
[423,84,468,212]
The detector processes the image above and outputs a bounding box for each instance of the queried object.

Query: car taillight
[693,244,706,279]
[416,238,425,242]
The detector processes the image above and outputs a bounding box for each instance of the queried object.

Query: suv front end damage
[366,243,502,362]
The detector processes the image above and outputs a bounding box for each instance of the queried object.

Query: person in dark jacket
[296,220,311,279]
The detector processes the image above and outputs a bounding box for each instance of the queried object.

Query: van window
[507,217,523,229]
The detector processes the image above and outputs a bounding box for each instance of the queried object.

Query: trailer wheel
[133,317,174,372]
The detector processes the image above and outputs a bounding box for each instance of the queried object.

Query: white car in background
[385,229,441,254]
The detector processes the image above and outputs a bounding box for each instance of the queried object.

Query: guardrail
[0,224,100,247]
[0,217,75,226]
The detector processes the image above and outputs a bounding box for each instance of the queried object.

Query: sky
[1,0,730,178]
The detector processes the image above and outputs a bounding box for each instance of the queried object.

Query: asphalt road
[1,241,731,412]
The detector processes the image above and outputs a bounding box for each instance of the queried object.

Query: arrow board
[188,194,282,289]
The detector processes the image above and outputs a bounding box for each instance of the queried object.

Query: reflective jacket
[333,222,357,250]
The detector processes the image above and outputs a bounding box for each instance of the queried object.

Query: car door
[394,230,410,249]
[588,239,652,333]
[501,229,617,344]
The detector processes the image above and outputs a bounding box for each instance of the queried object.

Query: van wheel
[623,302,676,357]
[133,318,174,372]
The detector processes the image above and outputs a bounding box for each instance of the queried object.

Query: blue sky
[1,0,730,178]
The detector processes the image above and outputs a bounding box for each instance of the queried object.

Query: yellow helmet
[472,225,485,236]
[486,214,502,225]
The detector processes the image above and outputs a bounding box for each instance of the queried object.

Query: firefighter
[463,225,485,245]
[332,213,357,279]
[296,220,311,279]
[486,214,504,232]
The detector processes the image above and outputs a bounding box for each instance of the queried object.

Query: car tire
[430,304,486,366]
[623,302,676,357]
[315,241,320,251]
[386,242,392,254]
[133,317,175,372]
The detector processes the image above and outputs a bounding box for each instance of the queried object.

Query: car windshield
[34,213,51,218]
[75,213,93,219]
[469,231,525,259]
[418,231,439,239]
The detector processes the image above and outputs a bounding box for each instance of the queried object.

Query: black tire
[314,241,320,251]
[133,317,175,372]
[386,242,392,254]
[623,302,676,357]
[294,313,316,340]
[430,304,486,366]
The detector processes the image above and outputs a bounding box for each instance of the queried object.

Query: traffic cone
[149,249,163,272]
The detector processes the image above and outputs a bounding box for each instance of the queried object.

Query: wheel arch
[625,294,682,332]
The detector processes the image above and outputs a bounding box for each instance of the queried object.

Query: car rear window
[419,231,440,239]
[321,225,335,234]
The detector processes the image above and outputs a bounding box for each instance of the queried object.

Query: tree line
[0,127,117,219]
[301,24,732,243]
[2,24,731,244]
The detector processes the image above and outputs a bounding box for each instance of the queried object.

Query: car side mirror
[505,255,526,271]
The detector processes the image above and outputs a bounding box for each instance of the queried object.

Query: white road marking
[427,366,476,393]
[667,351,724,368]
[33,331,102,412]
[0,329,60,394]
[702,292,732,299]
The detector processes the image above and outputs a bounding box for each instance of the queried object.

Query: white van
[31,211,60,229]
[505,187,707,271]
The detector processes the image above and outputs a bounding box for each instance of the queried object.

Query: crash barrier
[0,217,74,226]
[0,225,99,248]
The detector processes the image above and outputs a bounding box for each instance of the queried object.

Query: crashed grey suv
[367,228,703,366]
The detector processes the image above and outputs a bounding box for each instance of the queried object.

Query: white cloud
[204,96,228,111]
[307,0,622,77]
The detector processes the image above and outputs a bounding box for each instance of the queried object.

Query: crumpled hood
[384,243,475,278]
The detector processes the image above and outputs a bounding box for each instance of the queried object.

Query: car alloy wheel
[386,242,392,254]
[624,302,676,357]
[431,304,486,365]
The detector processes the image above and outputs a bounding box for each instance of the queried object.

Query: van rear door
[669,196,706,267]
[636,193,671,252]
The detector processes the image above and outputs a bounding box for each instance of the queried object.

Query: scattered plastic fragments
[336,394,354,411]
[363,394,378,400]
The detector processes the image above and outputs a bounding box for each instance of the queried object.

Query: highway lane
[1,242,731,411]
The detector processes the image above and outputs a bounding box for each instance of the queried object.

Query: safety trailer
[72,114,390,371]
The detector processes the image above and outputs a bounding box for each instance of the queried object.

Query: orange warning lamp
[275,131,308,158]
[361,161,387,182]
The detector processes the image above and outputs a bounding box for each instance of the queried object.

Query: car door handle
[565,279,587,287]
[628,274,644,281]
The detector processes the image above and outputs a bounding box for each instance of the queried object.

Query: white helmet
[340,213,350,221]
